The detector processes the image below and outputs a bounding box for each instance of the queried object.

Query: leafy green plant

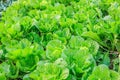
[0,0,119,80]
[88,64,120,80]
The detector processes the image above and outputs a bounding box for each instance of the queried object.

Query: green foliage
[25,58,69,80]
[0,0,120,80]
[88,64,120,80]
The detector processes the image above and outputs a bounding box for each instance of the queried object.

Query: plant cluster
[0,0,120,80]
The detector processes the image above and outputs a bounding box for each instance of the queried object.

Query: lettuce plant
[0,0,119,80]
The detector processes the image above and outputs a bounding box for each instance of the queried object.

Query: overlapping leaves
[0,0,120,80]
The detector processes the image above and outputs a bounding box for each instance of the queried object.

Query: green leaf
[29,58,69,80]
[116,40,120,52]
[0,73,6,80]
[88,64,111,80]
[110,70,120,80]
[69,36,84,49]
[82,31,101,43]
[46,40,65,60]
[102,53,110,66]
[60,68,69,79]
[82,31,108,48]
